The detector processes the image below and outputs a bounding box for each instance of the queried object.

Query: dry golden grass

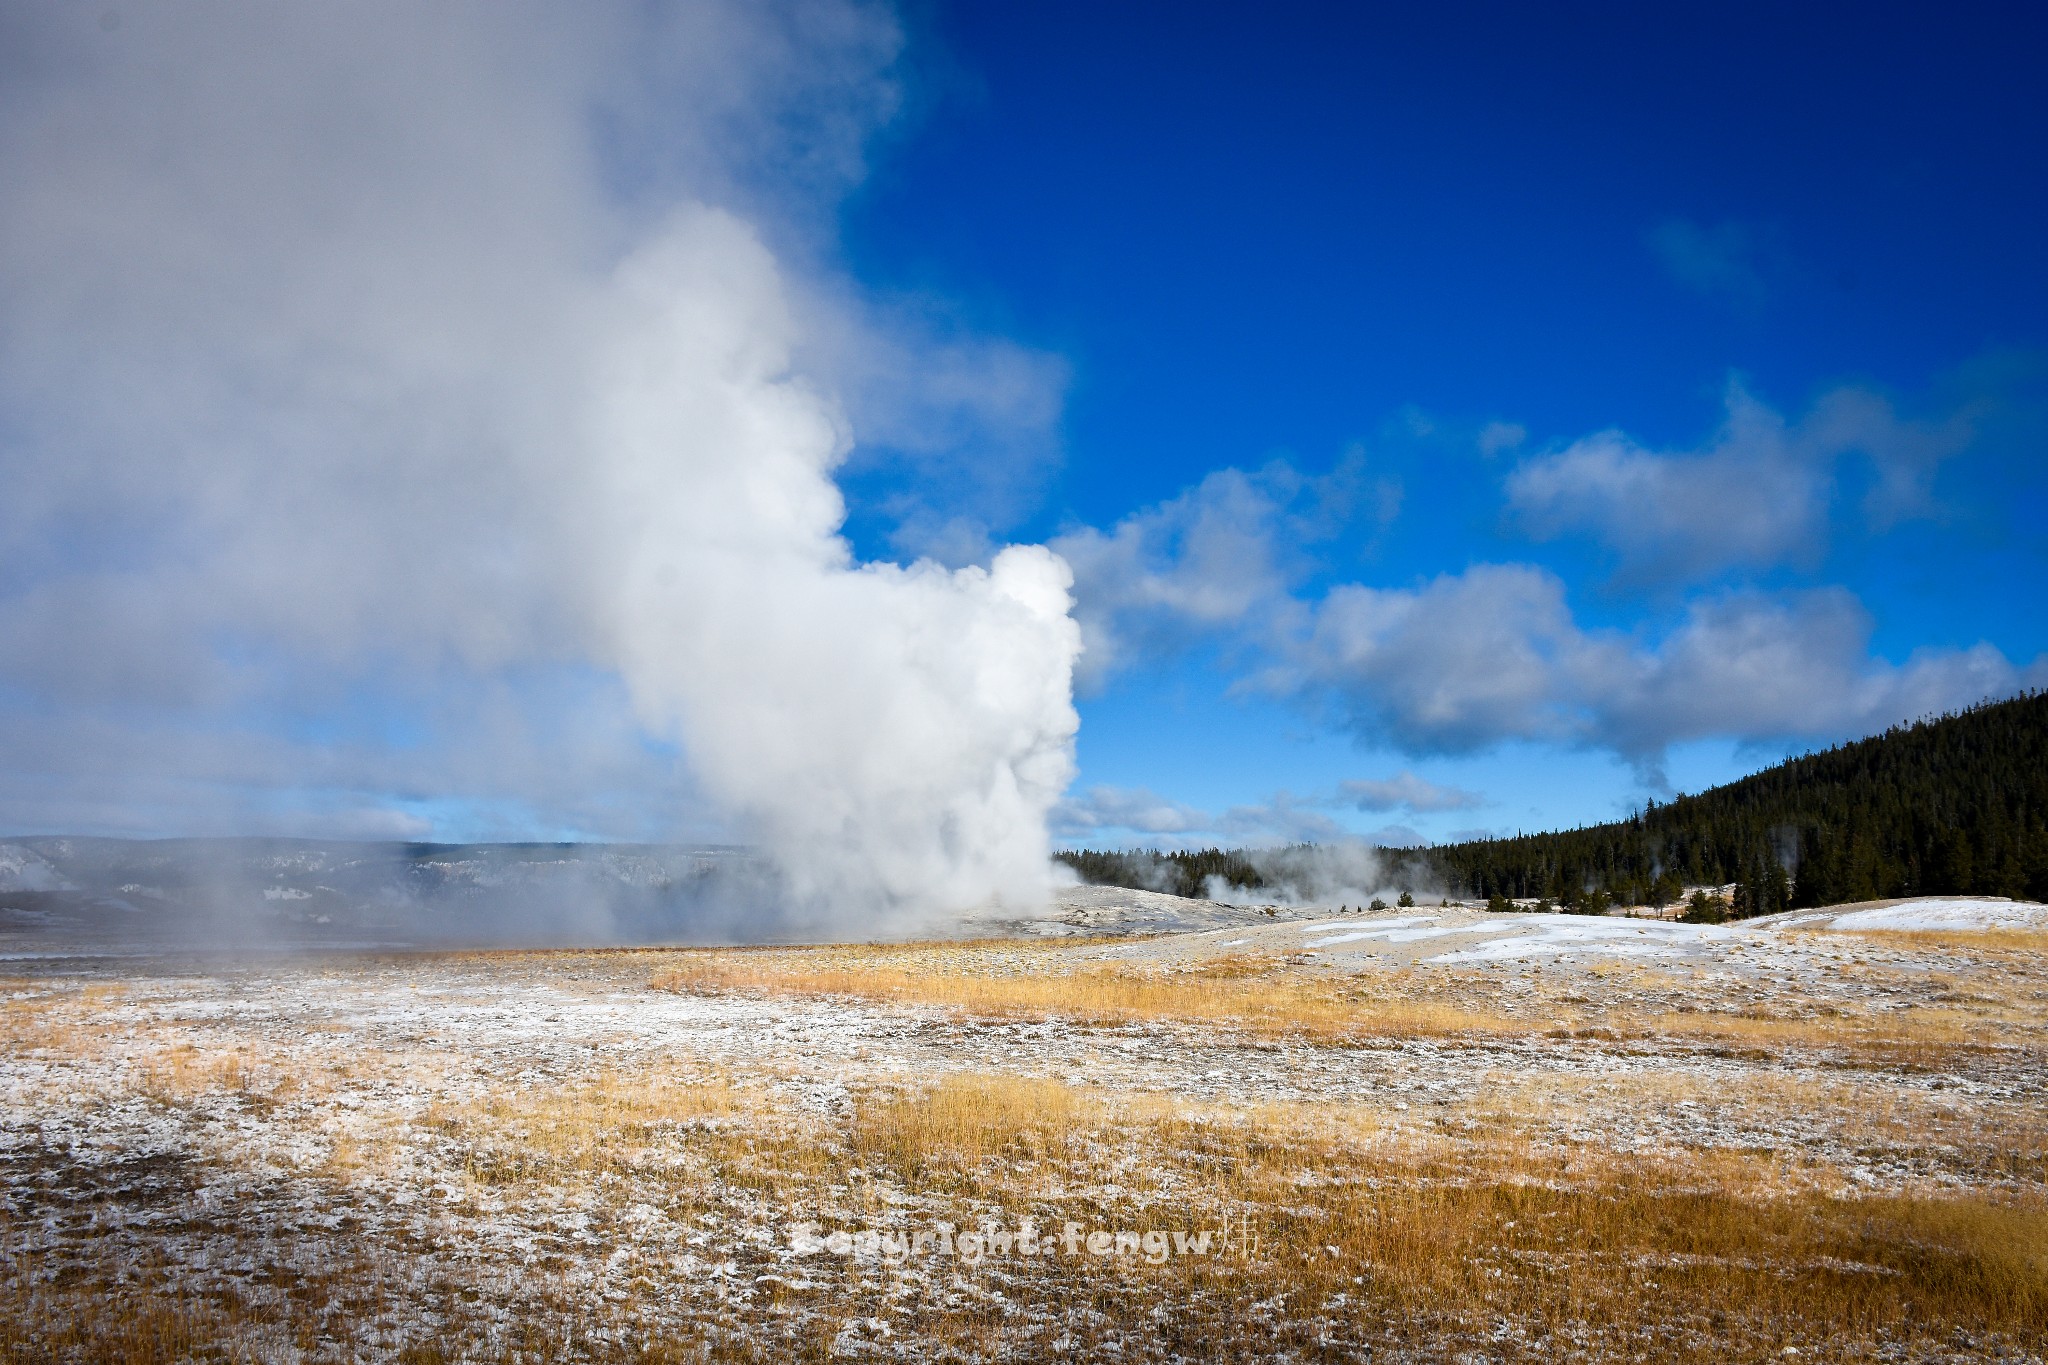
[883,1076,2047,1352]
[0,982,126,1059]
[133,1041,312,1104]
[0,1281,249,1365]
[392,1065,2048,1358]
[16,1050,2025,1362]
[846,1072,1086,1180]
[425,1065,752,1188]
[1840,926,2048,954]
[652,950,1519,1039]
[7,941,2047,1362]
[649,939,2048,1069]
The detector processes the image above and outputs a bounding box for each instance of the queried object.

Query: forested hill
[1060,692,2048,914]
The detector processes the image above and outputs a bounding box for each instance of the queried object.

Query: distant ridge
[1063,692,2048,914]
[0,839,764,948]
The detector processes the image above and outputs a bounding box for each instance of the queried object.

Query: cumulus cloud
[1051,782,1439,852]
[1506,385,1820,577]
[1289,565,1626,751]
[1053,376,2038,784]
[1050,455,1393,688]
[1283,566,2044,774]
[1336,772,1484,813]
[1051,465,1304,686]
[1048,556,2039,843]
[1055,445,2039,783]
[0,2,1078,926]
[1051,786,1210,840]
[1053,785,1359,848]
[1505,379,1980,579]
[1589,589,2029,759]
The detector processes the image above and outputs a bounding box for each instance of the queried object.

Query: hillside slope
[1064,692,2048,914]
[1410,692,2048,911]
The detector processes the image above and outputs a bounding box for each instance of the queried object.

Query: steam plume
[0,2,1079,927]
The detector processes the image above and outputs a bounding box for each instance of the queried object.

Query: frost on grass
[1,921,2045,1362]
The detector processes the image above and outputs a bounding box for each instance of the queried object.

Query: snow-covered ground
[1098,896,2045,976]
[1768,896,2048,932]
[1,896,2042,1361]
[1008,888,2048,957]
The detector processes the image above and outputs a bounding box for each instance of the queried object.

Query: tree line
[1059,691,2048,917]
[1056,846,1266,902]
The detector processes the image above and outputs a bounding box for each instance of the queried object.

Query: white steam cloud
[0,3,1078,925]
[597,213,1079,915]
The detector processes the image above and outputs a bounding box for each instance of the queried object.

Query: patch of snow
[1306,923,1484,948]
[1297,916,1434,938]
[1826,899,2048,932]
[1425,916,1750,963]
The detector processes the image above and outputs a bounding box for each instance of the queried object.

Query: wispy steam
[1230,844,1411,908]
[0,3,1078,927]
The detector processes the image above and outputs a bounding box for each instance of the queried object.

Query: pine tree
[1060,694,2048,911]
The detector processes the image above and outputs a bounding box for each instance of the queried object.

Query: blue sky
[833,0,2048,847]
[0,1,2041,863]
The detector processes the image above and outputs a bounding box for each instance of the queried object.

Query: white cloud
[1052,786,1364,850]
[1051,465,1303,687]
[1283,565,2044,770]
[1505,379,1981,579]
[1051,786,1211,839]
[1591,589,2031,759]
[1057,392,2038,784]
[1337,772,1484,813]
[1050,454,1395,689]
[1288,564,1626,751]
[0,2,1079,926]
[1505,382,1822,577]
[1062,570,2035,844]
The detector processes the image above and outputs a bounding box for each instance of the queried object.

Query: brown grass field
[1,923,2044,1361]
